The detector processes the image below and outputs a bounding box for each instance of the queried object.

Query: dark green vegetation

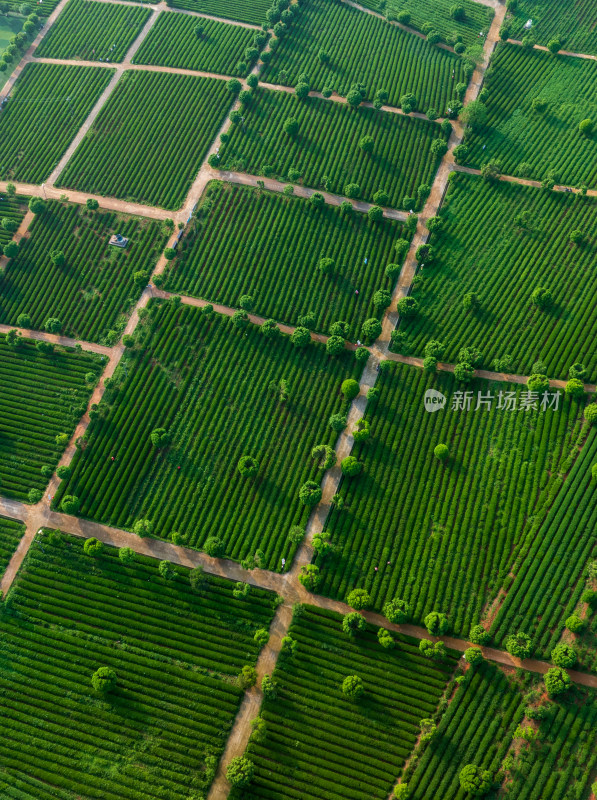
[163,181,408,340]
[466,44,597,188]
[260,0,467,111]
[510,0,597,56]
[0,195,26,250]
[35,0,151,62]
[166,0,269,25]
[217,87,442,208]
[135,12,258,75]
[0,63,114,183]
[0,516,24,578]
[0,530,278,799]
[57,71,231,209]
[357,0,493,47]
[55,299,360,569]
[407,662,597,800]
[492,429,597,661]
[0,200,165,344]
[0,336,102,501]
[231,604,458,800]
[406,172,597,381]
[316,361,589,636]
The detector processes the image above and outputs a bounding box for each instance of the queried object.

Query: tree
[202,536,223,557]
[312,443,336,469]
[119,546,135,565]
[359,134,374,154]
[579,118,593,137]
[86,198,99,211]
[373,88,388,110]
[424,611,449,635]
[150,427,170,448]
[84,537,103,557]
[383,597,410,623]
[397,297,418,318]
[295,81,309,100]
[343,611,365,637]
[565,378,585,398]
[353,418,370,443]
[373,289,392,310]
[416,243,434,263]
[463,291,479,311]
[326,335,345,356]
[291,326,311,348]
[239,294,254,311]
[329,412,347,432]
[461,100,488,130]
[347,588,371,609]
[565,614,585,633]
[158,560,176,581]
[569,229,584,244]
[238,455,259,478]
[400,92,417,114]
[544,666,570,698]
[469,625,490,645]
[261,319,280,338]
[284,117,299,136]
[346,87,362,108]
[3,240,18,258]
[344,182,360,198]
[451,3,465,19]
[464,647,484,665]
[480,159,501,182]
[505,631,532,658]
[318,256,334,275]
[394,785,410,800]
[368,205,383,223]
[28,197,45,214]
[546,37,561,54]
[459,764,492,796]
[527,373,550,393]
[433,443,449,462]
[61,495,79,514]
[431,138,448,158]
[232,309,249,330]
[342,674,364,699]
[341,456,363,477]
[261,673,276,698]
[226,756,255,788]
[453,361,474,383]
[341,378,360,400]
[531,286,553,311]
[44,317,61,333]
[133,518,152,537]
[299,481,322,506]
[361,318,382,345]
[56,465,71,480]
[5,329,20,348]
[378,628,394,648]
[551,643,577,668]
[299,563,320,591]
[28,488,42,503]
[91,666,117,693]
[227,78,242,94]
[586,404,597,425]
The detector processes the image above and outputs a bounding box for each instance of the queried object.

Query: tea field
[0,196,27,249]
[163,181,408,340]
[509,0,597,56]
[217,87,443,208]
[35,0,151,62]
[316,361,587,636]
[405,172,597,382]
[0,62,114,183]
[259,0,467,112]
[231,604,458,800]
[0,335,102,500]
[0,530,278,799]
[166,0,270,26]
[0,516,24,578]
[0,200,166,344]
[54,298,360,569]
[57,70,231,208]
[134,12,258,75]
[465,44,597,188]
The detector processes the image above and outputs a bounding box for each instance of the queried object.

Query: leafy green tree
[544,666,570,698]
[86,198,99,211]
[261,319,280,338]
[551,643,577,668]
[469,625,490,645]
[329,412,347,432]
[28,197,45,214]
[150,427,170,448]
[284,117,299,136]
[531,286,553,310]
[565,378,585,398]
[254,628,270,647]
[44,317,61,333]
[464,647,484,665]
[359,134,374,153]
[342,674,364,699]
[226,756,255,787]
[291,326,311,348]
[373,289,392,309]
[295,81,309,100]
[527,373,550,392]
[204,536,225,557]
[299,563,320,591]
[461,100,488,129]
[232,309,249,329]
[579,118,593,137]
[565,614,585,633]
[368,205,383,223]
[346,87,363,109]
[318,256,334,275]
[454,361,475,382]
[84,537,103,557]
[133,518,152,537]
[341,378,360,400]
[481,159,501,182]
[312,443,336,469]
[397,297,418,318]
[346,588,371,609]
[343,611,365,637]
[434,444,449,462]
[326,335,345,356]
[344,182,360,198]
[424,611,449,635]
[158,560,176,581]
[61,495,79,514]
[299,481,322,506]
[353,418,370,443]
[119,546,135,565]
[27,488,42,503]
[505,631,532,658]
[546,37,561,53]
[341,456,363,477]
[378,628,394,648]
[238,455,259,478]
[383,597,410,623]
[91,666,117,693]
[5,329,20,347]
[586,404,597,425]
[3,240,18,258]
[400,92,417,114]
[361,318,382,344]
[459,764,492,796]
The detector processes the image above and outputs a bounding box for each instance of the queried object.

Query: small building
[109,233,128,248]
[524,19,533,29]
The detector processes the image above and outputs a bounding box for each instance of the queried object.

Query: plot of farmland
[166,0,269,25]
[57,70,231,209]
[54,299,360,569]
[217,87,443,208]
[0,516,25,578]
[163,181,409,341]
[0,62,114,183]
[0,200,166,344]
[231,604,458,800]
[0,530,278,799]
[259,0,468,112]
[316,361,587,636]
[510,0,597,56]
[405,172,597,382]
[465,44,597,188]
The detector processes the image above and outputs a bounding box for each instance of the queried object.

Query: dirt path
[507,38,597,61]
[454,164,597,197]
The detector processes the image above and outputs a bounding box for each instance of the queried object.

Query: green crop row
[0,336,102,500]
[0,199,165,344]
[316,361,586,636]
[465,44,597,188]
[36,0,151,62]
[405,172,597,382]
[135,11,258,75]
[0,62,115,183]
[231,604,457,800]
[217,86,443,208]
[260,0,468,112]
[0,515,24,577]
[163,181,408,341]
[0,530,276,799]
[57,70,231,209]
[54,298,360,569]
[166,0,269,25]
[510,0,597,56]
[357,0,493,47]
[492,429,597,660]
[0,195,26,248]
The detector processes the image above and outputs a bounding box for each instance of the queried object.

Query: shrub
[434,444,449,462]
[284,117,299,136]
[343,611,365,637]
[464,647,484,665]
[361,318,382,344]
[28,488,42,503]
[368,205,383,222]
[383,597,410,623]
[469,625,490,645]
[346,588,371,609]
[150,427,170,448]
[60,495,79,514]
[565,614,585,633]
[424,611,449,635]
[359,134,374,153]
[551,643,577,668]
[565,378,585,398]
[452,362,474,382]
[531,286,553,310]
[83,537,103,557]
[326,335,345,356]
[28,197,45,214]
[544,666,570,698]
[238,455,259,478]
[298,563,320,591]
[204,536,225,557]
[133,518,152,537]
[459,764,492,796]
[579,118,594,137]
[91,666,117,693]
[226,756,255,788]
[45,317,61,334]
[397,297,418,318]
[527,373,550,392]
[378,628,394,648]
[342,674,364,699]
[341,378,360,400]
[158,560,176,581]
[586,404,597,425]
[344,182,360,198]
[299,480,322,506]
[341,456,363,477]
[118,546,135,565]
[329,412,347,432]
[505,631,532,658]
[254,628,270,647]
[290,326,311,348]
